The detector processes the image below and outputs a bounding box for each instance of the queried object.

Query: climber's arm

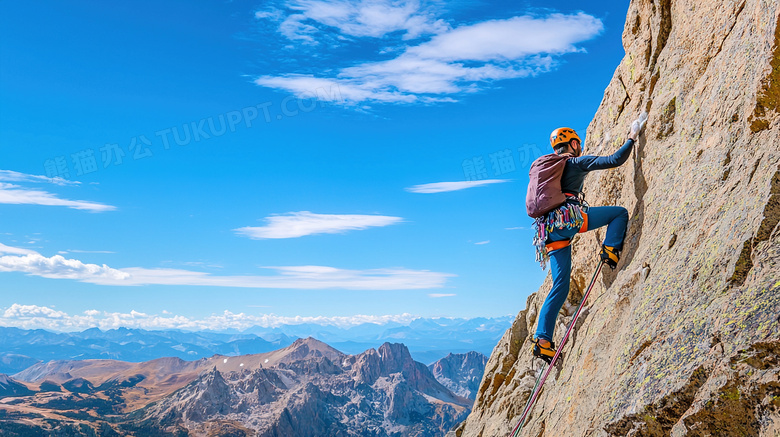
[573,138,635,171]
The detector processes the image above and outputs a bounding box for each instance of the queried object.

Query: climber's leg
[582,206,629,249]
[534,244,572,343]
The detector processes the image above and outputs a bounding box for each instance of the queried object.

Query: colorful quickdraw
[532,201,586,269]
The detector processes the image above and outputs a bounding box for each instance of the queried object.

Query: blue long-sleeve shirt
[561,139,635,195]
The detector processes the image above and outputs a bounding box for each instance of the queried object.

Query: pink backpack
[526,153,571,218]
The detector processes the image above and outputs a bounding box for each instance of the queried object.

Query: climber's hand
[628,112,648,141]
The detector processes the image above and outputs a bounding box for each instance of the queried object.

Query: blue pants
[534,206,629,342]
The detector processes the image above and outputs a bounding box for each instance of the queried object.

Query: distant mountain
[428,352,488,400]
[0,326,295,374]
[0,353,41,375]
[3,338,475,436]
[0,374,34,398]
[0,316,512,374]
[244,316,512,363]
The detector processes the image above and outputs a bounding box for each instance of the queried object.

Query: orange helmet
[549,127,581,149]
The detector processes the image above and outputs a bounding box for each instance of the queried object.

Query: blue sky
[0,0,630,331]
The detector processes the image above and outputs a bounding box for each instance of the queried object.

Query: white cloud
[0,243,38,256]
[407,13,603,61]
[255,53,552,105]
[0,253,130,281]
[254,12,603,104]
[0,182,115,212]
[3,303,67,319]
[235,211,403,239]
[258,0,447,42]
[90,265,450,290]
[0,170,79,186]
[405,179,510,193]
[474,240,490,245]
[255,9,284,20]
[255,75,418,104]
[428,293,455,298]
[0,244,452,290]
[0,304,421,331]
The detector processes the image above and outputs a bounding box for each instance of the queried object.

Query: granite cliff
[456,0,780,435]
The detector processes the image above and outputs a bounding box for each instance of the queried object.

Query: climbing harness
[531,196,589,269]
[509,258,605,437]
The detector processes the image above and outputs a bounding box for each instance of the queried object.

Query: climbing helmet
[550,127,581,151]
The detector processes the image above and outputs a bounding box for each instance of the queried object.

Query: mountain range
[0,316,510,375]
[0,339,487,436]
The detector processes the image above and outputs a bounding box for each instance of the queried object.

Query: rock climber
[530,114,647,363]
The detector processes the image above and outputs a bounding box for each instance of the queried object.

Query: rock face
[456,0,780,435]
[140,338,472,436]
[429,352,488,400]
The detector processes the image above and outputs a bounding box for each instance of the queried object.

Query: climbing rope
[510,258,605,436]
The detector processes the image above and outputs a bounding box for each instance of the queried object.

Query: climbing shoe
[532,338,556,364]
[600,245,621,270]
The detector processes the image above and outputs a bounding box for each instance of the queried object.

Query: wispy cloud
[254,10,603,104]
[234,211,403,239]
[257,0,447,42]
[0,243,452,290]
[0,303,421,331]
[474,240,490,245]
[405,179,510,193]
[0,170,79,186]
[94,265,451,289]
[428,293,455,298]
[58,249,116,255]
[0,170,115,212]
[0,243,38,256]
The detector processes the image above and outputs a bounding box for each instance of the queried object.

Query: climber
[528,114,647,363]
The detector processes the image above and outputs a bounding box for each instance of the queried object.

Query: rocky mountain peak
[352,342,420,385]
[143,366,237,425]
[279,337,344,363]
[377,342,415,371]
[428,352,487,400]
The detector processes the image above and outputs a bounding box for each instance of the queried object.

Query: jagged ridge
[140,339,472,436]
